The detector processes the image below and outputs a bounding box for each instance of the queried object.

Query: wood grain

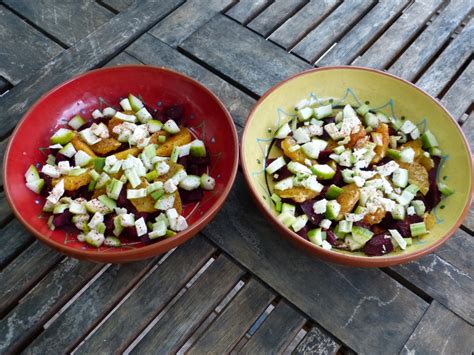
[320,0,410,66]
[401,301,474,354]
[23,257,159,354]
[294,326,341,355]
[226,0,272,25]
[180,14,310,96]
[202,174,428,354]
[416,18,474,96]
[0,258,102,353]
[440,60,474,120]
[100,0,134,12]
[393,253,474,324]
[239,300,307,354]
[0,0,184,138]
[0,137,9,185]
[74,236,216,354]
[0,219,34,269]
[0,241,62,316]
[130,254,245,354]
[352,0,442,69]
[269,0,338,50]
[0,191,12,227]
[248,0,308,38]
[389,0,472,81]
[0,6,63,84]
[126,32,254,128]
[188,278,275,354]
[436,228,473,274]
[292,0,376,63]
[3,0,113,46]
[104,51,142,67]
[150,0,234,47]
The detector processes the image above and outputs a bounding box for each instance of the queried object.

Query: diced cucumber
[95,172,111,189]
[314,104,332,119]
[438,182,454,196]
[308,228,323,246]
[104,236,121,247]
[53,203,69,214]
[128,94,144,112]
[332,145,345,155]
[277,211,296,227]
[281,202,296,216]
[345,235,364,251]
[293,127,310,144]
[155,193,175,211]
[274,123,291,139]
[301,175,324,192]
[297,107,313,121]
[376,112,389,123]
[301,141,320,159]
[386,149,401,160]
[429,147,442,156]
[124,168,141,188]
[421,130,438,149]
[389,229,406,250]
[400,120,417,134]
[179,175,201,191]
[287,161,311,175]
[326,184,343,199]
[68,115,86,130]
[338,220,353,233]
[59,142,77,158]
[392,168,408,188]
[150,188,165,201]
[146,170,158,182]
[127,188,147,199]
[93,157,106,173]
[163,119,180,134]
[410,222,427,237]
[400,147,415,163]
[85,230,105,247]
[103,107,116,117]
[364,112,379,128]
[92,109,103,119]
[271,193,282,212]
[106,179,124,200]
[75,150,93,167]
[389,116,403,130]
[120,97,132,111]
[200,174,215,190]
[391,204,406,220]
[325,200,340,220]
[85,199,109,214]
[98,195,116,211]
[411,200,426,216]
[351,225,373,245]
[158,135,167,143]
[291,215,308,232]
[170,146,180,163]
[136,107,152,123]
[266,156,286,174]
[25,165,40,183]
[51,128,74,145]
[274,177,293,191]
[356,104,370,116]
[311,164,335,180]
[371,132,383,146]
[342,169,355,184]
[69,200,87,214]
[147,120,163,133]
[343,104,357,118]
[389,135,399,149]
[149,220,167,239]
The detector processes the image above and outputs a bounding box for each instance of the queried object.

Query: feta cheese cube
[92,109,104,119]
[301,175,323,192]
[293,127,311,144]
[353,176,365,187]
[119,213,135,227]
[88,212,104,229]
[297,107,313,121]
[134,217,147,237]
[102,107,116,118]
[155,194,175,211]
[47,179,65,204]
[91,122,109,139]
[400,120,417,134]
[166,208,179,230]
[164,179,178,193]
[407,206,415,216]
[313,199,328,214]
[320,219,332,229]
[376,160,399,176]
[156,161,170,176]
[105,155,118,166]
[42,164,60,178]
[307,124,323,136]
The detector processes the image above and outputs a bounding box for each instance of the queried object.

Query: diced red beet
[54,152,74,165]
[326,230,337,245]
[274,139,283,150]
[179,188,204,204]
[80,120,94,129]
[321,166,342,186]
[273,165,292,181]
[177,156,189,170]
[423,156,442,211]
[53,210,79,234]
[140,235,153,245]
[116,188,138,214]
[104,214,116,235]
[188,155,210,166]
[121,226,139,240]
[388,127,397,136]
[354,221,371,230]
[296,224,310,239]
[363,233,394,256]
[317,150,332,164]
[299,199,325,226]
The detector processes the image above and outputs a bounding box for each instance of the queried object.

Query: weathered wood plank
[461,114,474,232]
[226,0,272,25]
[268,0,338,50]
[3,0,113,46]
[393,253,474,324]
[320,0,410,67]
[202,174,428,354]
[416,18,474,96]
[389,0,471,81]
[293,326,341,355]
[0,219,34,269]
[74,236,216,354]
[436,228,473,274]
[0,0,184,138]
[0,137,9,185]
[100,0,134,12]
[180,14,310,96]
[126,32,254,127]
[401,301,474,354]
[440,60,474,120]
[105,51,142,67]
[23,257,159,354]
[130,254,245,354]
[0,191,12,227]
[0,6,63,84]
[188,278,275,354]
[0,241,63,316]
[0,77,12,95]
[150,0,234,47]
[239,300,307,354]
[247,0,308,38]
[292,0,376,63]
[351,0,441,69]
[0,258,102,353]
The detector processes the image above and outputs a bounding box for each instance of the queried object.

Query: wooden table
[0,1,473,354]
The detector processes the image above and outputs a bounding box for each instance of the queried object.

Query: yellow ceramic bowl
[241,66,473,267]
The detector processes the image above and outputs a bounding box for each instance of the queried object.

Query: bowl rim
[240,65,474,267]
[3,64,239,263]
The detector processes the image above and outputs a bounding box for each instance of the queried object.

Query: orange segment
[371,123,389,163]
[337,184,360,219]
[274,187,318,203]
[281,136,307,164]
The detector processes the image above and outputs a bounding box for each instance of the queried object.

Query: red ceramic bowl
[4,65,238,263]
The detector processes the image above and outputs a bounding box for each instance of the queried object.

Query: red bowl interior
[4,65,238,263]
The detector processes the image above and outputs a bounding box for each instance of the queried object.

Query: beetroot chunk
[423,156,442,211]
[300,199,324,226]
[363,234,394,256]
[179,188,204,204]
[326,230,337,246]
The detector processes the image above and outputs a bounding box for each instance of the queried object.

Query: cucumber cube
[338,220,353,233]
[150,188,165,201]
[386,149,401,160]
[277,211,296,227]
[364,112,379,128]
[26,178,45,194]
[127,188,147,199]
[120,98,132,111]
[274,123,291,139]
[325,184,343,199]
[84,230,105,247]
[356,104,370,116]
[147,120,163,133]
[136,107,152,123]
[389,229,406,250]
[314,104,332,119]
[311,164,335,180]
[392,168,408,188]
[200,174,216,190]
[392,204,406,220]
[25,164,40,183]
[429,147,442,157]
[308,228,323,246]
[98,195,117,211]
[297,107,313,121]
[410,222,427,237]
[325,200,341,220]
[163,119,180,134]
[400,147,415,163]
[75,150,93,167]
[287,161,311,175]
[51,128,74,145]
[128,94,144,112]
[266,156,286,174]
[301,141,320,159]
[438,182,454,196]
[411,200,426,216]
[59,142,77,158]
[421,130,438,149]
[179,175,201,191]
[345,235,364,251]
[68,115,86,130]
[291,215,308,232]
[274,177,293,191]
[351,225,373,245]
[271,193,282,212]
[104,236,121,247]
[281,202,296,216]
